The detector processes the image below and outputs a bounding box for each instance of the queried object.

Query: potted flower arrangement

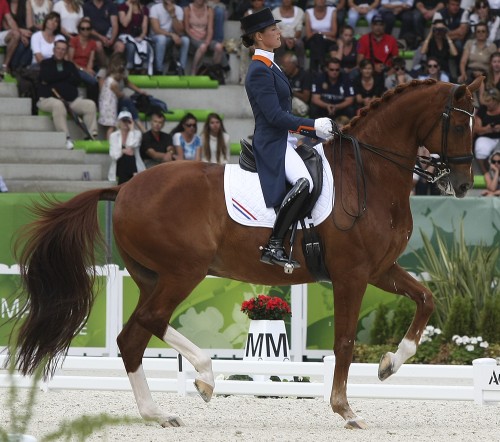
[241,295,292,362]
[241,294,292,320]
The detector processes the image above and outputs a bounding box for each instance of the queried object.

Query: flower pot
[243,320,290,362]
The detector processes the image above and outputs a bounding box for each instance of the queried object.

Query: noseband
[416,84,475,182]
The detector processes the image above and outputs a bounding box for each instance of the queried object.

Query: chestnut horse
[10,78,480,429]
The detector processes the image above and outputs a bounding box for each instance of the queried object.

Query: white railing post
[323,355,335,402]
[472,357,499,405]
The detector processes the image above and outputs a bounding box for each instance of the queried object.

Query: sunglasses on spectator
[491,160,500,164]
[79,26,92,31]
[394,66,405,71]
[185,123,196,127]
[478,4,488,8]
[427,64,438,68]
[328,68,340,71]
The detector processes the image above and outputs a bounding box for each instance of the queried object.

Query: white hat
[117,110,133,121]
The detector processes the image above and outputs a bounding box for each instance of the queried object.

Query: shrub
[390,298,415,343]
[443,296,477,340]
[370,303,392,344]
[480,295,500,343]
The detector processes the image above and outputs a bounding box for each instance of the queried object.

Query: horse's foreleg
[373,263,434,381]
[118,317,184,427]
[330,280,369,430]
[163,326,215,402]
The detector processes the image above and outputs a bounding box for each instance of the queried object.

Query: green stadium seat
[73,139,109,153]
[154,75,190,88]
[127,75,159,88]
[474,175,486,189]
[184,75,219,89]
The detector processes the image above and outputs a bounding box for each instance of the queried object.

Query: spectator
[140,110,176,168]
[357,14,399,76]
[469,0,500,45]
[458,22,497,83]
[171,113,202,160]
[420,18,458,78]
[68,17,98,103]
[413,147,441,195]
[417,55,450,80]
[482,150,500,196]
[149,0,189,75]
[201,112,229,163]
[30,11,65,66]
[330,24,358,77]
[208,0,226,43]
[413,0,444,43]
[52,0,83,40]
[6,0,33,71]
[353,58,385,110]
[304,0,338,72]
[184,0,228,76]
[281,51,312,117]
[98,53,147,139]
[432,0,469,52]
[379,0,415,44]
[37,39,98,149]
[244,0,267,16]
[118,0,152,74]
[108,110,145,184]
[480,51,500,103]
[474,88,500,174]
[347,0,381,29]
[26,0,53,32]
[310,57,356,119]
[272,0,305,67]
[384,56,412,89]
[83,0,124,67]
[0,0,22,76]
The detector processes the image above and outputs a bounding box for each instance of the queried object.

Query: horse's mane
[344,79,438,131]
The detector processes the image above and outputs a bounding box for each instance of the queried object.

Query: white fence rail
[3,355,498,403]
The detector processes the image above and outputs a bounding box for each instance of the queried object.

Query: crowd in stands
[0,0,500,193]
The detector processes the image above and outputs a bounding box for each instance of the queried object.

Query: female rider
[240,8,333,270]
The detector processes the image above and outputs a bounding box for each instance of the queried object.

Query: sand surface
[1,388,500,442]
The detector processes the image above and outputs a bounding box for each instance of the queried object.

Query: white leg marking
[164,326,214,388]
[128,365,162,421]
[392,338,417,372]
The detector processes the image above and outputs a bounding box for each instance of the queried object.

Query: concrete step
[0,82,17,98]
[0,164,102,180]
[0,147,85,163]
[4,180,113,193]
[0,115,53,131]
[0,97,31,115]
[0,131,66,148]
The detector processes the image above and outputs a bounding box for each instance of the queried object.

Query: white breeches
[285,136,313,192]
[475,136,500,160]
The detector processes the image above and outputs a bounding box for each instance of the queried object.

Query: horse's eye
[454,125,465,134]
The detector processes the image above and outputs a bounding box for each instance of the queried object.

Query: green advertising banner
[122,277,291,352]
[0,273,107,350]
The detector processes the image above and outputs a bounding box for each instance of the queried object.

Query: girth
[238,139,323,216]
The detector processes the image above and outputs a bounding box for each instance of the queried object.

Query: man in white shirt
[149,0,189,75]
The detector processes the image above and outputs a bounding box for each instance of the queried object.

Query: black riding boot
[260,178,310,268]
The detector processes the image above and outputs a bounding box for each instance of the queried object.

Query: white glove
[314,117,334,140]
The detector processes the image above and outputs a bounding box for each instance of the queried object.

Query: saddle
[238,139,330,282]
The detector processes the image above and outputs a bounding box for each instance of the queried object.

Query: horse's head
[421,77,482,198]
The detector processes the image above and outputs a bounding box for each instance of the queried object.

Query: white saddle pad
[224,143,334,228]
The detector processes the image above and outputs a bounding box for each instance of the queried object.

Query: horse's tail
[11,186,121,378]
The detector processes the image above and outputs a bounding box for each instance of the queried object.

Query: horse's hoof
[344,417,369,430]
[378,352,395,381]
[194,379,213,402]
[160,415,185,427]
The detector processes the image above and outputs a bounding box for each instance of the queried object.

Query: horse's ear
[467,76,484,93]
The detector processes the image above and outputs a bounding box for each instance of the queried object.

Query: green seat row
[38,108,219,123]
[127,75,219,89]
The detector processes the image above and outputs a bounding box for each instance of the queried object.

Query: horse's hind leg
[373,263,434,381]
[118,316,184,427]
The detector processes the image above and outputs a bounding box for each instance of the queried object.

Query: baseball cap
[117,110,133,121]
[372,14,385,24]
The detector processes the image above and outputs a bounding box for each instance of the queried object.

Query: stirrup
[259,244,300,271]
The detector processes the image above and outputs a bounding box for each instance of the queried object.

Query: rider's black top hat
[240,8,281,36]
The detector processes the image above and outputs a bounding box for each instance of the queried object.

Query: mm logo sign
[244,332,289,360]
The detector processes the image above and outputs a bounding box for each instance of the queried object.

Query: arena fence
[1,355,499,404]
